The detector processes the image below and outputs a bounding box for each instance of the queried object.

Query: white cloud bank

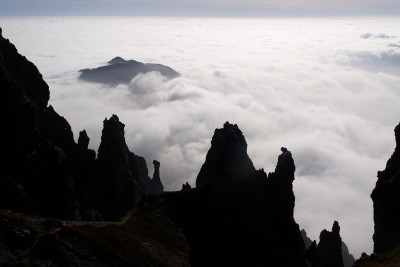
[1,16,400,258]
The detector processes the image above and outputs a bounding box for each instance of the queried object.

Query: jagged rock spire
[78,130,90,149]
[96,114,139,220]
[317,221,344,267]
[196,121,255,186]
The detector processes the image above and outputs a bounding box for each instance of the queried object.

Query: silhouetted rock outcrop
[301,227,354,267]
[149,160,164,194]
[181,182,191,191]
[96,115,140,220]
[79,57,180,85]
[302,229,313,249]
[128,154,164,195]
[164,122,307,267]
[316,221,344,267]
[371,122,400,253]
[341,241,355,267]
[196,121,255,186]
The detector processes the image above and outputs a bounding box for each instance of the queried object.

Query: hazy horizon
[1,15,400,260]
[1,0,400,17]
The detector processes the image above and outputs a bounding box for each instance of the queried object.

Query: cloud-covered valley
[1,16,400,257]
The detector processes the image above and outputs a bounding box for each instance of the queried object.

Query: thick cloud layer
[1,16,400,257]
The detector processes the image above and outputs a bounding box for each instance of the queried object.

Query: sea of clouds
[1,16,400,257]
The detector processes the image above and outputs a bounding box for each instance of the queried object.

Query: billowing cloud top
[0,0,399,16]
[1,16,400,260]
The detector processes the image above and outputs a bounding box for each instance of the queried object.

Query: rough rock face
[371,122,400,253]
[317,221,345,267]
[164,122,307,267]
[79,56,180,85]
[0,27,78,220]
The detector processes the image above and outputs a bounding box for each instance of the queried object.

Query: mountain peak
[196,122,255,186]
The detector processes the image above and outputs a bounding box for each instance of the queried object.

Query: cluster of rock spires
[0,28,163,222]
[3,26,400,266]
[301,223,355,267]
[164,122,307,266]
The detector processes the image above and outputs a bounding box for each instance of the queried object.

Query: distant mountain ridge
[79,56,180,85]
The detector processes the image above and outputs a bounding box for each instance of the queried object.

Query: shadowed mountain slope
[0,28,164,222]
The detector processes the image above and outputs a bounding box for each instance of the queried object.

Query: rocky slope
[0,207,190,266]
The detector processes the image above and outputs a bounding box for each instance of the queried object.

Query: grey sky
[0,0,400,16]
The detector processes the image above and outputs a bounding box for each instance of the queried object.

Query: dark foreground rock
[0,207,190,267]
[79,57,180,85]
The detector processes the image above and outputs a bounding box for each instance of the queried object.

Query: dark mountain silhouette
[0,28,164,222]
[79,56,180,85]
[164,122,307,266]
[371,122,400,254]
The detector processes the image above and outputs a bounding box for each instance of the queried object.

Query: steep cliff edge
[371,122,400,254]
[353,122,400,267]
[0,28,49,111]
[164,122,307,267]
